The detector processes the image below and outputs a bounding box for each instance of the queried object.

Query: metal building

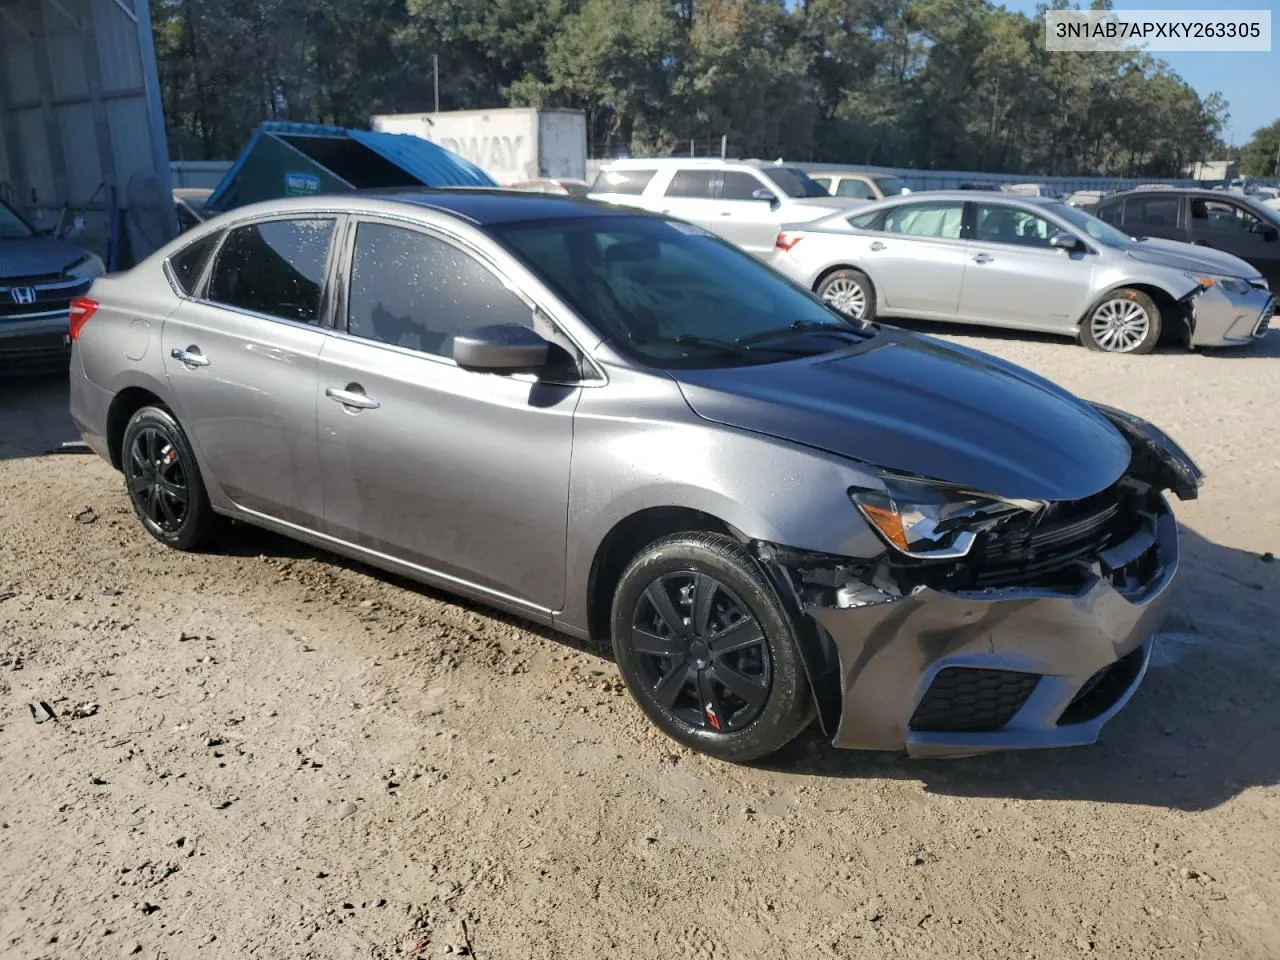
[0,0,173,266]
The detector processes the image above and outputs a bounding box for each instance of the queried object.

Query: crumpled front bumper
[807,495,1179,757]
[1189,283,1273,347]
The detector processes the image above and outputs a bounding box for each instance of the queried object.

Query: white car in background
[588,158,866,259]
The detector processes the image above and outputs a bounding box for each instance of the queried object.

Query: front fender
[558,368,886,636]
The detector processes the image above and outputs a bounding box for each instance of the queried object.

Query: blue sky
[999,0,1278,146]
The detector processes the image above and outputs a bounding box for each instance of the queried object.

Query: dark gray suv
[1,197,105,369]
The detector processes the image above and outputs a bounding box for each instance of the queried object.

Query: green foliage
[1239,120,1280,178]
[153,0,1241,177]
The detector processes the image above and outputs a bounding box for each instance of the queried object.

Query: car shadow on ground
[886,317,1280,360]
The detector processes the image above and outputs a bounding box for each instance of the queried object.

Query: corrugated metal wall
[0,0,171,259]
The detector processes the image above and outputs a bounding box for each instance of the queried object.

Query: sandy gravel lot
[1,327,1278,960]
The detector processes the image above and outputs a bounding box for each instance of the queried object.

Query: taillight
[69,297,98,341]
[775,231,804,252]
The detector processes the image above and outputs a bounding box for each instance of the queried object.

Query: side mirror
[1252,221,1278,241]
[453,323,550,373]
[751,187,778,205]
[1049,231,1082,252]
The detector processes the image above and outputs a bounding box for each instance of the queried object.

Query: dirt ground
[1,326,1278,960]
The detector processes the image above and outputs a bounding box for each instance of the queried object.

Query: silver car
[771,192,1274,354]
[589,158,865,259]
[69,192,1202,761]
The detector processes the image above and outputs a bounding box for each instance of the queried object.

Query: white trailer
[370,107,586,184]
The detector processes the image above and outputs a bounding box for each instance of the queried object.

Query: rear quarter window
[591,168,657,196]
[168,232,221,295]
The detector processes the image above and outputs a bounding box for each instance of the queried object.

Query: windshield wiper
[737,318,871,347]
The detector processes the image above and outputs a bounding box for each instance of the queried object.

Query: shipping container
[371,108,587,184]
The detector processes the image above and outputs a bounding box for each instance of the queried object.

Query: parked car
[1,196,105,370]
[70,191,1202,761]
[588,158,865,258]
[804,169,912,201]
[771,192,1273,354]
[1066,189,1108,208]
[1001,183,1058,198]
[1090,188,1280,291]
[174,188,213,233]
[505,178,592,197]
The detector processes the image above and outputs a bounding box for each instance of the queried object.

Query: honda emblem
[11,286,35,305]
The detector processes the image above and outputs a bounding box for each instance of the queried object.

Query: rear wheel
[1081,288,1161,354]
[610,532,812,762]
[817,268,877,322]
[121,406,216,551]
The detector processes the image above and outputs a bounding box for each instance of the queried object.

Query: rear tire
[610,532,812,762]
[817,268,877,322]
[120,406,216,551]
[1081,288,1161,354]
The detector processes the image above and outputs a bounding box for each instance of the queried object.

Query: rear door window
[1123,195,1180,228]
[1095,201,1124,225]
[592,168,657,196]
[206,218,336,324]
[836,178,877,199]
[345,222,532,360]
[664,170,719,198]
[169,232,221,295]
[882,202,964,239]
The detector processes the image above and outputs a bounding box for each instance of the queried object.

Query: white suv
[588,159,867,259]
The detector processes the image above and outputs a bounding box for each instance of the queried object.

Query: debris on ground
[67,702,99,720]
[72,507,97,524]
[27,701,57,724]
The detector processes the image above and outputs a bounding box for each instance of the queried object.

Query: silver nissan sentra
[68,191,1203,762]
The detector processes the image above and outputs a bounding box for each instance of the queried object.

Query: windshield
[0,200,35,239]
[761,167,830,199]
[491,215,868,369]
[874,176,910,196]
[1047,201,1132,247]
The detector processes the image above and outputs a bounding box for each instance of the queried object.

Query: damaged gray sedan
[69,193,1202,762]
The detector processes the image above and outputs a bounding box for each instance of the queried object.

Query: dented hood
[672,329,1132,502]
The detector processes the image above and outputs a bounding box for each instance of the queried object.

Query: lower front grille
[1255,299,1274,338]
[909,667,1041,733]
[1056,647,1145,726]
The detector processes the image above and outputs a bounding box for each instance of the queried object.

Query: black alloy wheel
[630,571,771,733]
[126,426,190,535]
[611,532,812,761]
[120,405,216,551]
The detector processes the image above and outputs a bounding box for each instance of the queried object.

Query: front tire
[610,532,812,762]
[1081,288,1161,354]
[121,405,216,551]
[817,268,877,322]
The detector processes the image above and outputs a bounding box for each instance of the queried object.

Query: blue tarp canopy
[205,121,495,212]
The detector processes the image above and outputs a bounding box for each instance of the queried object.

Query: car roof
[860,191,1063,206]
[206,190,646,227]
[597,157,800,171]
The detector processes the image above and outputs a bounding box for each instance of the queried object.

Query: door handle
[719,211,733,216]
[170,347,210,368]
[973,253,993,264]
[326,386,380,410]
[869,241,886,251]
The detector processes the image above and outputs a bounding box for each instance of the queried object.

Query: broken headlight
[848,472,1042,560]
[1091,403,1204,501]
